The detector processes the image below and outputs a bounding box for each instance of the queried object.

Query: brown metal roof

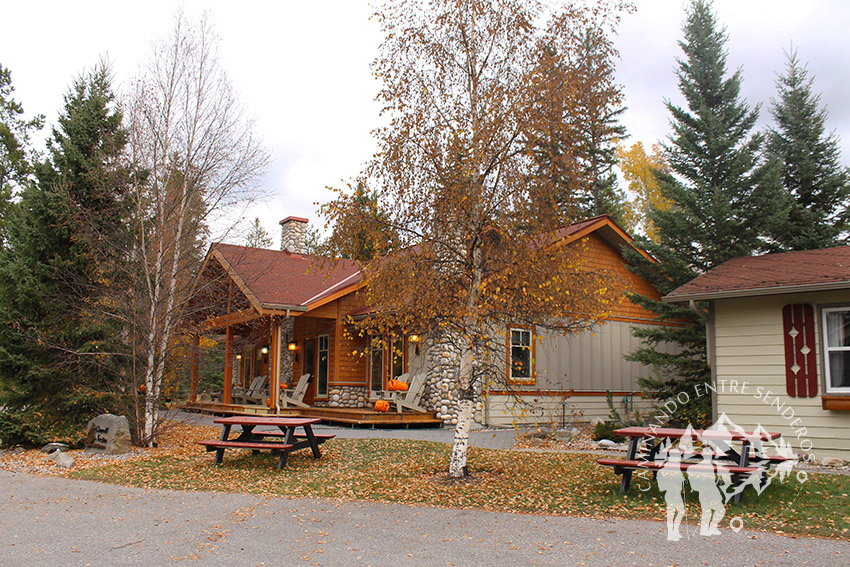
[664,245,850,302]
[212,243,361,310]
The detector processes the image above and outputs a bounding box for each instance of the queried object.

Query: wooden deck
[181,401,443,428]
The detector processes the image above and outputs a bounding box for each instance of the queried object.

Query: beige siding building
[666,246,850,460]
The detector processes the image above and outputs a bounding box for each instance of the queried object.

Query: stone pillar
[280,216,309,254]
[280,317,295,386]
[422,329,485,426]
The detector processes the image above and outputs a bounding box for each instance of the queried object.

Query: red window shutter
[782,304,818,398]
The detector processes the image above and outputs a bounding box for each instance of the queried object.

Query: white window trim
[509,327,534,384]
[822,306,850,394]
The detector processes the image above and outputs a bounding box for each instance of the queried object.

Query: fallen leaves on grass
[4,421,848,540]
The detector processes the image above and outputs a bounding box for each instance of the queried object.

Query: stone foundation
[325,385,369,408]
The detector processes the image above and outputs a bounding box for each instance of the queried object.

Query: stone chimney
[279,216,309,254]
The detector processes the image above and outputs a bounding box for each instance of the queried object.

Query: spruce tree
[0,64,134,446]
[624,0,783,427]
[0,63,43,242]
[766,50,850,251]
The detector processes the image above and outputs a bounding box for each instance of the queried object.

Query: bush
[593,420,625,443]
[0,386,129,448]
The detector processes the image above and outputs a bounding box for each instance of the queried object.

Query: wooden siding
[576,234,663,322]
[291,290,370,389]
[336,291,369,386]
[714,291,850,459]
[485,393,654,427]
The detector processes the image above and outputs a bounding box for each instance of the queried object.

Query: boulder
[84,414,131,455]
[51,451,75,469]
[820,457,845,467]
[41,442,71,454]
[597,439,617,448]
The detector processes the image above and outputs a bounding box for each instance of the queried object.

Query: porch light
[260,346,269,354]
[236,354,242,361]
[288,341,297,351]
[409,334,420,343]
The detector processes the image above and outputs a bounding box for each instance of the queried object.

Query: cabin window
[391,336,406,380]
[508,327,534,384]
[317,335,329,397]
[823,306,850,393]
[368,334,409,390]
[369,336,384,391]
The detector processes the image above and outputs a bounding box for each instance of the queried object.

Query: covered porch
[183,241,440,426]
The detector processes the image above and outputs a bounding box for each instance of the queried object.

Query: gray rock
[51,451,75,469]
[40,442,71,454]
[597,439,617,448]
[12,446,25,455]
[84,414,131,455]
[820,457,845,467]
[555,429,573,441]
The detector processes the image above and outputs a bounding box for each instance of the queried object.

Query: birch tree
[127,13,268,445]
[322,0,628,477]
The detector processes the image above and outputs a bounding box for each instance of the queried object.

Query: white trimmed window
[823,306,850,393]
[509,327,533,383]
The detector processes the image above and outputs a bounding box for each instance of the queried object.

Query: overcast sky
[3,1,849,247]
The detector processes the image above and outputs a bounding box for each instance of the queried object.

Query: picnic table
[596,426,789,503]
[197,416,334,469]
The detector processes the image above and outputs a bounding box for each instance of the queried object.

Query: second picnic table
[197,416,334,469]
[597,426,789,503]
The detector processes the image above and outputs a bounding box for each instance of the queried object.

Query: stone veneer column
[279,317,294,386]
[422,329,486,426]
[280,216,309,254]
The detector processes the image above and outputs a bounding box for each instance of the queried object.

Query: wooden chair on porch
[280,373,311,408]
[388,373,428,413]
[232,375,269,405]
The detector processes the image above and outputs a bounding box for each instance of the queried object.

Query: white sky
[3,1,850,247]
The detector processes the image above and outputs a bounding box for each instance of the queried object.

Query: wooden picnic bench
[197,416,334,469]
[597,426,785,503]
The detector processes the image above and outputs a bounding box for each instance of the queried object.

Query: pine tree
[0,64,134,447]
[766,50,850,251]
[245,217,273,248]
[624,0,783,427]
[0,63,43,241]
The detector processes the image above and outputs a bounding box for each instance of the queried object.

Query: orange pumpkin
[397,380,409,392]
[266,397,274,408]
[374,400,390,412]
[387,379,400,391]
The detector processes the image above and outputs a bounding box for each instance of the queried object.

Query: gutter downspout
[689,299,717,422]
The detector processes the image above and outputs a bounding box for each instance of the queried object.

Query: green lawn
[71,425,850,540]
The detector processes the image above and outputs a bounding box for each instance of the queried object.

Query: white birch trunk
[449,398,475,477]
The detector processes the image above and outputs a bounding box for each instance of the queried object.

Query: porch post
[224,325,233,404]
[190,334,200,403]
[270,317,282,413]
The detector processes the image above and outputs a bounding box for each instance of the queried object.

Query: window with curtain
[823,307,850,392]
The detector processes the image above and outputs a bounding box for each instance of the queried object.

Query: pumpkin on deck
[387,379,409,392]
[374,400,390,412]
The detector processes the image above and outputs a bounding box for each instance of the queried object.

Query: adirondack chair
[279,373,311,408]
[388,372,427,413]
[232,375,269,405]
[368,373,409,402]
